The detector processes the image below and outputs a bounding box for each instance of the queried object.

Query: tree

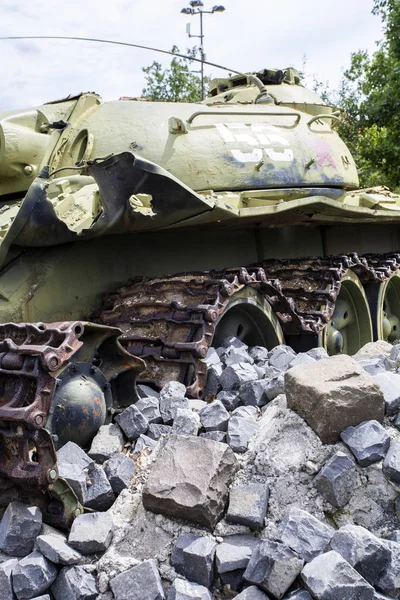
[141,46,209,102]
[332,0,400,189]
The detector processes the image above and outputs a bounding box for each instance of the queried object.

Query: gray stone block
[88,423,125,463]
[110,559,165,600]
[30,595,51,600]
[306,347,329,360]
[159,387,190,424]
[278,507,334,562]
[239,380,269,407]
[244,540,304,599]
[357,357,387,376]
[283,590,312,600]
[103,453,136,494]
[36,534,82,565]
[172,534,200,575]
[219,568,246,592]
[227,406,259,453]
[199,400,230,432]
[133,434,158,455]
[268,345,297,371]
[147,424,173,440]
[314,451,357,508]
[167,578,212,600]
[301,550,375,600]
[204,364,223,397]
[137,384,160,399]
[249,346,270,363]
[221,337,248,350]
[51,565,98,600]
[289,353,316,369]
[0,502,42,557]
[235,587,270,599]
[56,442,94,473]
[227,484,269,529]
[0,558,17,600]
[219,363,259,391]
[142,434,238,529]
[68,512,113,554]
[12,551,58,599]
[182,536,217,588]
[383,439,400,483]
[172,408,200,436]
[225,346,254,366]
[374,372,400,415]
[387,530,400,543]
[115,404,149,441]
[375,540,400,597]
[215,534,258,574]
[340,420,390,466]
[200,431,226,443]
[330,524,391,586]
[265,375,285,401]
[188,399,208,412]
[217,390,240,411]
[203,347,222,367]
[135,396,162,424]
[57,462,87,503]
[84,465,115,511]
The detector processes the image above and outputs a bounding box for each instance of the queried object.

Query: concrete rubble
[3,338,400,599]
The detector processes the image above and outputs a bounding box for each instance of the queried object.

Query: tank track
[99,253,400,397]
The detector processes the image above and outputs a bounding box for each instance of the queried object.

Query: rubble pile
[2,337,400,599]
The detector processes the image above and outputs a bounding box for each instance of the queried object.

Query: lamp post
[181,2,225,100]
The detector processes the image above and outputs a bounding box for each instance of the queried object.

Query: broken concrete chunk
[314,451,357,508]
[0,502,42,557]
[330,524,391,587]
[244,539,304,599]
[340,420,390,466]
[383,438,400,483]
[142,434,238,529]
[36,534,82,565]
[182,536,217,588]
[226,484,269,529]
[301,550,375,600]
[103,453,136,494]
[12,551,58,599]
[199,400,230,432]
[167,578,212,600]
[51,565,98,600]
[286,355,385,443]
[277,508,334,562]
[374,372,400,415]
[215,534,258,574]
[109,559,165,600]
[355,340,393,359]
[88,423,125,463]
[115,404,149,441]
[84,465,115,511]
[68,512,113,554]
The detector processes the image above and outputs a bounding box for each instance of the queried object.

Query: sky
[0,0,385,112]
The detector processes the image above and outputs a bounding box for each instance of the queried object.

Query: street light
[181,2,225,100]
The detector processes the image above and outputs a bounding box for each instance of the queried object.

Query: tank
[1,67,400,525]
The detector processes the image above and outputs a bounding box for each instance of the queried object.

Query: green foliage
[331,1,400,189]
[141,46,209,102]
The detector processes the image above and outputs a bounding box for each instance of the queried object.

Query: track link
[99,253,400,396]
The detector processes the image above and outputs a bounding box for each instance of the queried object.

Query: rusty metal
[100,253,400,397]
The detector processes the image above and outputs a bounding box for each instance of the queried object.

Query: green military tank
[1,66,400,525]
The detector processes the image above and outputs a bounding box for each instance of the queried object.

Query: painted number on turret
[215,123,294,163]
